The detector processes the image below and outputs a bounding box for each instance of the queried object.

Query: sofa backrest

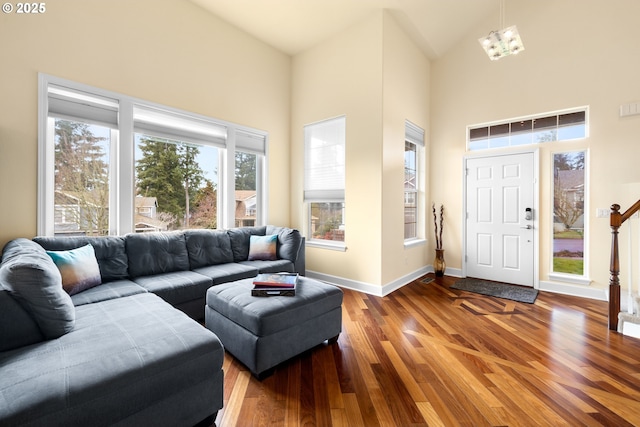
[227,226,267,262]
[33,236,128,283]
[125,231,190,278]
[184,229,234,269]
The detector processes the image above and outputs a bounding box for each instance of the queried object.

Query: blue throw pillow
[247,234,278,261]
[46,244,102,295]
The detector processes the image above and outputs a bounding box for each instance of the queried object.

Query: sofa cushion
[126,231,190,278]
[193,263,259,285]
[0,293,224,426]
[239,259,295,274]
[184,229,234,269]
[0,283,44,351]
[70,279,147,306]
[132,271,213,307]
[34,236,129,282]
[46,244,102,295]
[227,226,266,262]
[247,234,277,261]
[0,238,75,339]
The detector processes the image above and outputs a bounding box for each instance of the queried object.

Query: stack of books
[251,272,298,297]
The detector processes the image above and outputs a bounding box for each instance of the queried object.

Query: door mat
[451,278,538,304]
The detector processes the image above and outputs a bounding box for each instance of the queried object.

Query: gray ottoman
[205,276,343,378]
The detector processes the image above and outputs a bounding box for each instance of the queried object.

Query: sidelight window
[552,150,587,278]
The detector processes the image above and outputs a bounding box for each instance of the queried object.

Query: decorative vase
[434,249,446,277]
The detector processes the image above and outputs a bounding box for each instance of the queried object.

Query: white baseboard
[306,265,463,297]
[538,280,608,301]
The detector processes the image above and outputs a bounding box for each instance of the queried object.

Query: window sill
[548,273,592,286]
[306,240,347,252]
[404,238,426,249]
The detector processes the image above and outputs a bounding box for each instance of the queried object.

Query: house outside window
[304,116,346,248]
[50,113,115,236]
[38,74,267,236]
[404,120,425,242]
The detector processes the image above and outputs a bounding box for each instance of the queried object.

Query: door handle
[520,225,532,229]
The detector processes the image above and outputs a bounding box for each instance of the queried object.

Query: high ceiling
[189,0,501,58]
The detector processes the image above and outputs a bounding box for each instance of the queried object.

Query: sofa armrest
[295,237,306,276]
[265,226,302,266]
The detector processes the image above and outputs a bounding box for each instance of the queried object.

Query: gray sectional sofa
[0,225,303,426]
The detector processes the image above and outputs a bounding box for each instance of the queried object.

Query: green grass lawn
[553,230,583,239]
[553,258,584,275]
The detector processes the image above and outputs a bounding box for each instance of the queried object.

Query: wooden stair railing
[609,200,640,330]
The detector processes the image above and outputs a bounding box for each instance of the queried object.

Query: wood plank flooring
[211,275,640,426]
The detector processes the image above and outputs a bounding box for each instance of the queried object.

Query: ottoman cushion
[206,277,343,337]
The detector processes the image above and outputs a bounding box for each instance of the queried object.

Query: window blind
[133,105,227,147]
[48,85,119,129]
[236,129,266,155]
[405,120,424,147]
[304,116,345,202]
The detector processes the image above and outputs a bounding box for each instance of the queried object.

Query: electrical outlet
[596,208,609,218]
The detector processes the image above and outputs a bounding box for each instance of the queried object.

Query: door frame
[462,148,540,289]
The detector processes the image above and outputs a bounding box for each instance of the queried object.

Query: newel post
[609,204,622,331]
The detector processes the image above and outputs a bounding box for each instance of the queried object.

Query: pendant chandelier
[478,0,524,61]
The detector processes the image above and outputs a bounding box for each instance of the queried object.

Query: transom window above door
[467,107,587,151]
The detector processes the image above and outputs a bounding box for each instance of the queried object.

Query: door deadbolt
[525,207,532,220]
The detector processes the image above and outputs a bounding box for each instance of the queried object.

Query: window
[552,150,587,278]
[134,134,220,232]
[46,86,118,236]
[404,120,424,241]
[132,105,225,232]
[304,116,346,246]
[38,74,267,236]
[468,108,587,151]
[234,129,267,228]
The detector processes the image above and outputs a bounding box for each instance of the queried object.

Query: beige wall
[431,0,640,294]
[0,0,291,248]
[291,12,385,286]
[291,11,430,290]
[4,0,638,297]
[381,13,430,285]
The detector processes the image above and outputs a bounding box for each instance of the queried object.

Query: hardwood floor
[212,275,640,426]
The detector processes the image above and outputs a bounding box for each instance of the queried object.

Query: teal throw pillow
[248,234,278,261]
[46,244,102,295]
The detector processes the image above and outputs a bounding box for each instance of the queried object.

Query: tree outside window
[234,151,258,227]
[135,135,216,232]
[53,119,110,236]
[552,151,585,275]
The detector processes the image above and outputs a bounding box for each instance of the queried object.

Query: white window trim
[304,116,346,249]
[404,120,425,244]
[550,148,590,284]
[467,106,589,151]
[38,73,268,236]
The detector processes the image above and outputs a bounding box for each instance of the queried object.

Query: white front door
[465,152,536,287]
